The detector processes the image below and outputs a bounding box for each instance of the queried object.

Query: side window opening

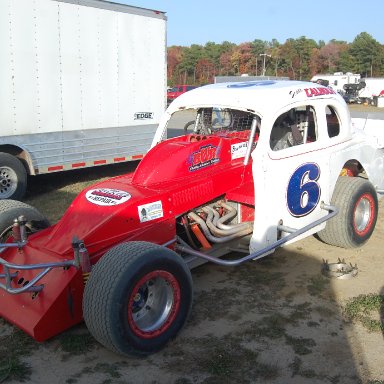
[326,106,340,138]
[270,106,317,151]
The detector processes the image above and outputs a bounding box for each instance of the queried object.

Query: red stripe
[72,162,86,168]
[48,165,64,172]
[114,157,126,162]
[132,154,144,160]
[94,160,107,165]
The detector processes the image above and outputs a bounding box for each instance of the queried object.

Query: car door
[250,102,337,252]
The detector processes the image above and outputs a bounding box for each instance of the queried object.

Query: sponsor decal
[289,88,303,99]
[134,112,154,120]
[303,87,336,98]
[231,142,249,160]
[188,144,220,171]
[86,188,131,206]
[138,201,163,222]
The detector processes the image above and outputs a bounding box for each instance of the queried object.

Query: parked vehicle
[311,72,360,94]
[343,82,366,104]
[358,78,384,104]
[167,85,197,103]
[0,0,167,200]
[1,80,384,356]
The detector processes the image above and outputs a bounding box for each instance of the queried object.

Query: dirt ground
[1,105,384,384]
[2,195,384,384]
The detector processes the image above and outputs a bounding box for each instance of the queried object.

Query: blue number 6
[287,163,321,217]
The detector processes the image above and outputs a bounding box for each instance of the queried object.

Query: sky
[115,0,384,47]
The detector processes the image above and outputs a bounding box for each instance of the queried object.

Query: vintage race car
[1,80,384,355]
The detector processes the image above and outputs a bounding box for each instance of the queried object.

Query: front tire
[83,241,193,355]
[0,199,50,242]
[317,177,378,248]
[0,153,27,200]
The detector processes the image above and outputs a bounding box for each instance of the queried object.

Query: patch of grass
[226,266,286,305]
[0,328,37,382]
[65,362,124,383]
[189,287,242,323]
[313,305,336,318]
[237,313,287,342]
[58,332,97,355]
[196,338,278,382]
[285,335,316,355]
[0,357,32,383]
[166,335,278,383]
[174,379,193,384]
[288,302,312,322]
[234,301,313,345]
[306,275,330,297]
[289,356,317,379]
[344,293,384,332]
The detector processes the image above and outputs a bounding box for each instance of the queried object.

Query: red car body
[167,85,197,102]
[0,130,254,341]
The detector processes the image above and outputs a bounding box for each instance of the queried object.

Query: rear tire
[317,177,378,248]
[0,199,50,242]
[83,241,193,356]
[0,153,27,200]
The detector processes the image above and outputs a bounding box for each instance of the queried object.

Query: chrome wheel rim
[0,166,18,199]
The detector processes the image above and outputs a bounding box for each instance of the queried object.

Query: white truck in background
[310,72,360,94]
[0,0,167,200]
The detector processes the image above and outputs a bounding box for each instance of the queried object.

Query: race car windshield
[195,108,255,135]
[166,108,259,137]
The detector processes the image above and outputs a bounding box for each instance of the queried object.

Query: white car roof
[167,80,346,116]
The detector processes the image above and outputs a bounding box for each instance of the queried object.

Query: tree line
[167,32,384,86]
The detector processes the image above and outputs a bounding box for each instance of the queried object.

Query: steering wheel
[184,120,196,133]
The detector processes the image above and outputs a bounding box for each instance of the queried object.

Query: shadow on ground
[1,244,372,384]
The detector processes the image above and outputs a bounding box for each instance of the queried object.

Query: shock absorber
[72,237,91,284]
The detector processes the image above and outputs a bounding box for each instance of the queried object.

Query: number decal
[287,163,321,217]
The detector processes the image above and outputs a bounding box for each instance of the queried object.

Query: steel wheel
[83,241,193,355]
[128,270,181,338]
[317,177,378,248]
[0,166,18,199]
[353,193,375,236]
[0,153,27,200]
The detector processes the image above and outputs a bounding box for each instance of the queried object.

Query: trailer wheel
[0,153,27,200]
[0,199,50,242]
[83,241,193,355]
[317,177,378,248]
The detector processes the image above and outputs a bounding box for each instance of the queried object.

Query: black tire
[83,241,193,356]
[317,177,378,248]
[0,152,28,200]
[0,199,50,242]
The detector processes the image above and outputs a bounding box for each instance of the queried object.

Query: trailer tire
[317,177,377,248]
[0,199,50,242]
[83,241,193,356]
[0,153,27,200]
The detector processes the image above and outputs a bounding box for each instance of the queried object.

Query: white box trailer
[358,78,384,103]
[0,0,167,199]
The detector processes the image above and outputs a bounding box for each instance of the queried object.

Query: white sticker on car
[138,201,163,222]
[86,188,131,206]
[231,142,248,160]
